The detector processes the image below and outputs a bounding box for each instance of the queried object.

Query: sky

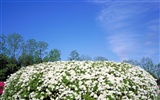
[0,0,159,64]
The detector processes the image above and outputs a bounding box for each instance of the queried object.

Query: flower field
[1,61,159,100]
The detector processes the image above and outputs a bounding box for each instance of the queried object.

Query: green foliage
[7,33,24,59]
[26,39,37,56]
[147,70,157,79]
[123,57,160,80]
[0,54,9,81]
[68,50,80,61]
[140,57,154,73]
[43,49,61,62]
[0,33,50,81]
[157,94,160,100]
[155,63,160,79]
[34,56,42,64]
[17,40,34,66]
[123,59,140,66]
[37,41,48,62]
[82,93,95,100]
[80,55,92,61]
[0,54,20,81]
[43,56,49,62]
[0,34,8,55]
[18,54,34,66]
[0,54,8,81]
[94,56,108,61]
[0,69,7,81]
[0,54,8,69]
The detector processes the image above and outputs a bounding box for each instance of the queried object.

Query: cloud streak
[96,1,159,62]
[107,33,138,60]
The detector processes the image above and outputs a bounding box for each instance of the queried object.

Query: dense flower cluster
[1,61,159,100]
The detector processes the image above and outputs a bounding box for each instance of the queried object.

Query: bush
[1,61,159,100]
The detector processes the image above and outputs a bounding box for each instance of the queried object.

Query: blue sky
[0,0,159,64]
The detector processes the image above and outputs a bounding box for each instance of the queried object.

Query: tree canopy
[68,50,80,61]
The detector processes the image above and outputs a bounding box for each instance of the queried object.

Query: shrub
[1,61,159,100]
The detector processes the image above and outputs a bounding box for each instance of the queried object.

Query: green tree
[155,63,160,79]
[35,41,48,63]
[7,33,23,60]
[26,39,37,56]
[18,54,33,66]
[68,50,80,61]
[0,68,7,81]
[18,39,38,66]
[140,57,154,74]
[80,55,92,61]
[25,39,37,65]
[44,49,61,62]
[0,54,20,81]
[34,51,43,64]
[43,55,49,62]
[94,56,108,61]
[49,49,61,61]
[0,54,8,70]
[139,57,159,79]
[123,59,140,66]
[0,33,23,81]
[0,33,8,55]
[123,58,158,79]
[5,33,22,79]
[18,42,27,66]
[0,54,8,81]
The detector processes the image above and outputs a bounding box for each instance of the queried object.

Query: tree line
[0,33,159,85]
[0,33,108,81]
[123,58,160,81]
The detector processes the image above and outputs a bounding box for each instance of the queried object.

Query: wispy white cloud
[96,1,159,62]
[107,33,139,60]
[90,0,159,3]
[148,19,159,33]
[88,0,112,4]
[97,2,159,30]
